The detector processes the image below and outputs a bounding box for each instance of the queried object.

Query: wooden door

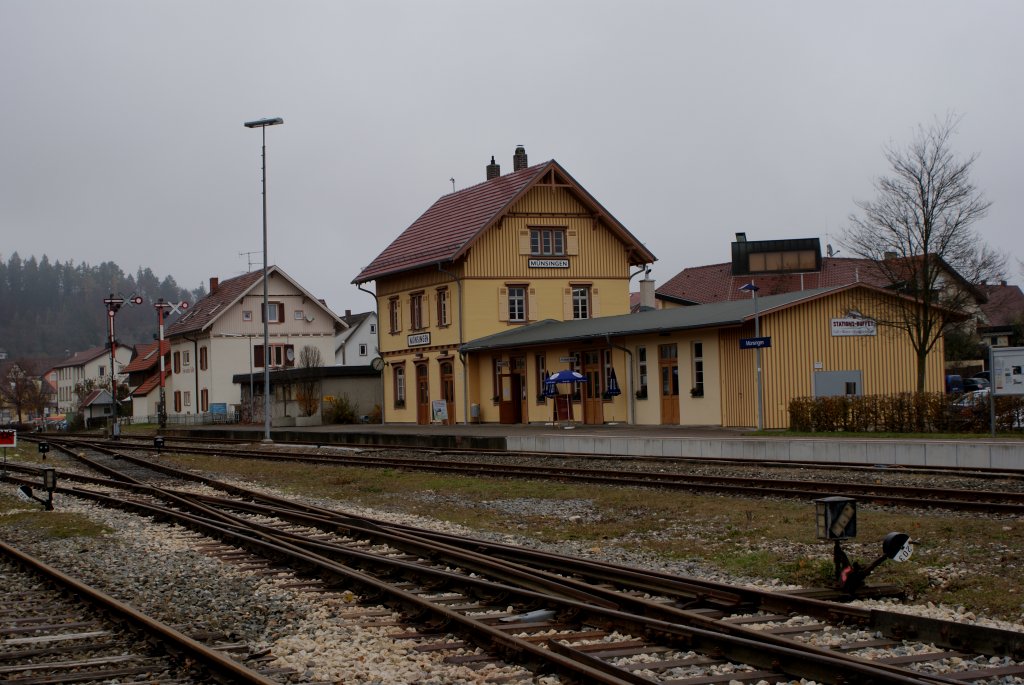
[498,372,523,424]
[659,343,679,425]
[416,363,430,425]
[440,360,455,425]
[581,349,605,425]
[511,356,528,424]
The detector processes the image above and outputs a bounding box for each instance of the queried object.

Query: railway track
[40,434,1024,514]
[0,539,279,684]
[6,438,1024,683]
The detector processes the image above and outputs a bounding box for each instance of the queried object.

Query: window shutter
[563,287,573,319]
[173,351,181,373]
[519,230,531,255]
[498,287,509,322]
[527,288,537,321]
[278,305,285,323]
[566,229,579,255]
[423,292,430,328]
[592,287,600,318]
[254,345,265,368]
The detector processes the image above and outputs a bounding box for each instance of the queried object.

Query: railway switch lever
[19,468,57,511]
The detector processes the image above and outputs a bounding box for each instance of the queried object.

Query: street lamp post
[739,282,763,431]
[243,116,283,443]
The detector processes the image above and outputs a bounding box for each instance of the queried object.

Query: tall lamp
[739,282,763,431]
[243,116,283,442]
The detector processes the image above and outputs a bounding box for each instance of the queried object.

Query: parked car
[962,377,990,392]
[973,371,991,383]
[951,388,1023,429]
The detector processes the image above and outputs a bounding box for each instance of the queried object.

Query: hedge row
[788,392,1024,433]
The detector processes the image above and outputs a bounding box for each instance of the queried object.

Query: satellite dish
[306,314,315,322]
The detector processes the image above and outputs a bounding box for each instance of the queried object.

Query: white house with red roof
[124,340,170,420]
[52,344,134,414]
[163,267,346,421]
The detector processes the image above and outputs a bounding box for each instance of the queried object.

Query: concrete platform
[176,422,1024,472]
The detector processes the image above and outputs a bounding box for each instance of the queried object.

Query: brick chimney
[486,155,500,180]
[209,277,219,294]
[513,145,528,172]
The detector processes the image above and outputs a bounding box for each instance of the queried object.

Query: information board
[992,347,1024,396]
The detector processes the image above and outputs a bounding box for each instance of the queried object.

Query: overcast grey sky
[3,1,1021,315]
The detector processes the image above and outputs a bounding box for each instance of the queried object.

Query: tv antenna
[239,250,261,272]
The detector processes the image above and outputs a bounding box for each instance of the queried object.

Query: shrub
[788,392,1024,434]
[324,394,359,424]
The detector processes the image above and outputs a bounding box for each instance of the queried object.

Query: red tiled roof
[132,369,170,397]
[53,345,110,369]
[123,340,170,373]
[656,257,890,305]
[166,270,264,337]
[979,283,1024,327]
[353,160,655,283]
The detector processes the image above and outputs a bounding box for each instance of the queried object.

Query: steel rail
[88,431,1024,480]
[21,439,1024,678]
[17,441,1024,660]
[53,435,1024,513]
[0,538,277,685]
[38,481,945,685]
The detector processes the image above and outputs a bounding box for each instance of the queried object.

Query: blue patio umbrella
[544,370,586,421]
[605,367,621,397]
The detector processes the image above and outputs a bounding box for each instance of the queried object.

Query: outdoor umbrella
[604,367,621,397]
[544,370,586,422]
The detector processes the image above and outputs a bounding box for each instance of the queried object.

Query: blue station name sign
[739,336,772,349]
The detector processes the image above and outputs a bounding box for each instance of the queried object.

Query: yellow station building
[355,148,945,429]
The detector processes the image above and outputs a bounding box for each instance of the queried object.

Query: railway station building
[353,147,656,426]
[355,147,945,429]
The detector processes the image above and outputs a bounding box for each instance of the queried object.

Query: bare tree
[843,115,1004,391]
[295,345,323,417]
[0,360,46,422]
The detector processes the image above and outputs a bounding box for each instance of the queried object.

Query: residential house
[335,310,379,366]
[163,268,346,421]
[52,345,134,414]
[978,282,1024,348]
[125,340,171,420]
[353,146,656,425]
[655,235,987,310]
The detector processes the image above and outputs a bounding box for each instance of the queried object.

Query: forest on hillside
[0,253,204,360]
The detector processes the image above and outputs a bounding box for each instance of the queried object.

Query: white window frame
[530,228,565,256]
[572,286,590,319]
[359,343,368,356]
[508,286,526,322]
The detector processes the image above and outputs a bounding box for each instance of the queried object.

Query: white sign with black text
[831,318,877,337]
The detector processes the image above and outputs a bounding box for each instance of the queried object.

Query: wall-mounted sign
[739,337,772,349]
[528,258,570,269]
[408,333,431,347]
[559,356,578,363]
[831,318,876,336]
